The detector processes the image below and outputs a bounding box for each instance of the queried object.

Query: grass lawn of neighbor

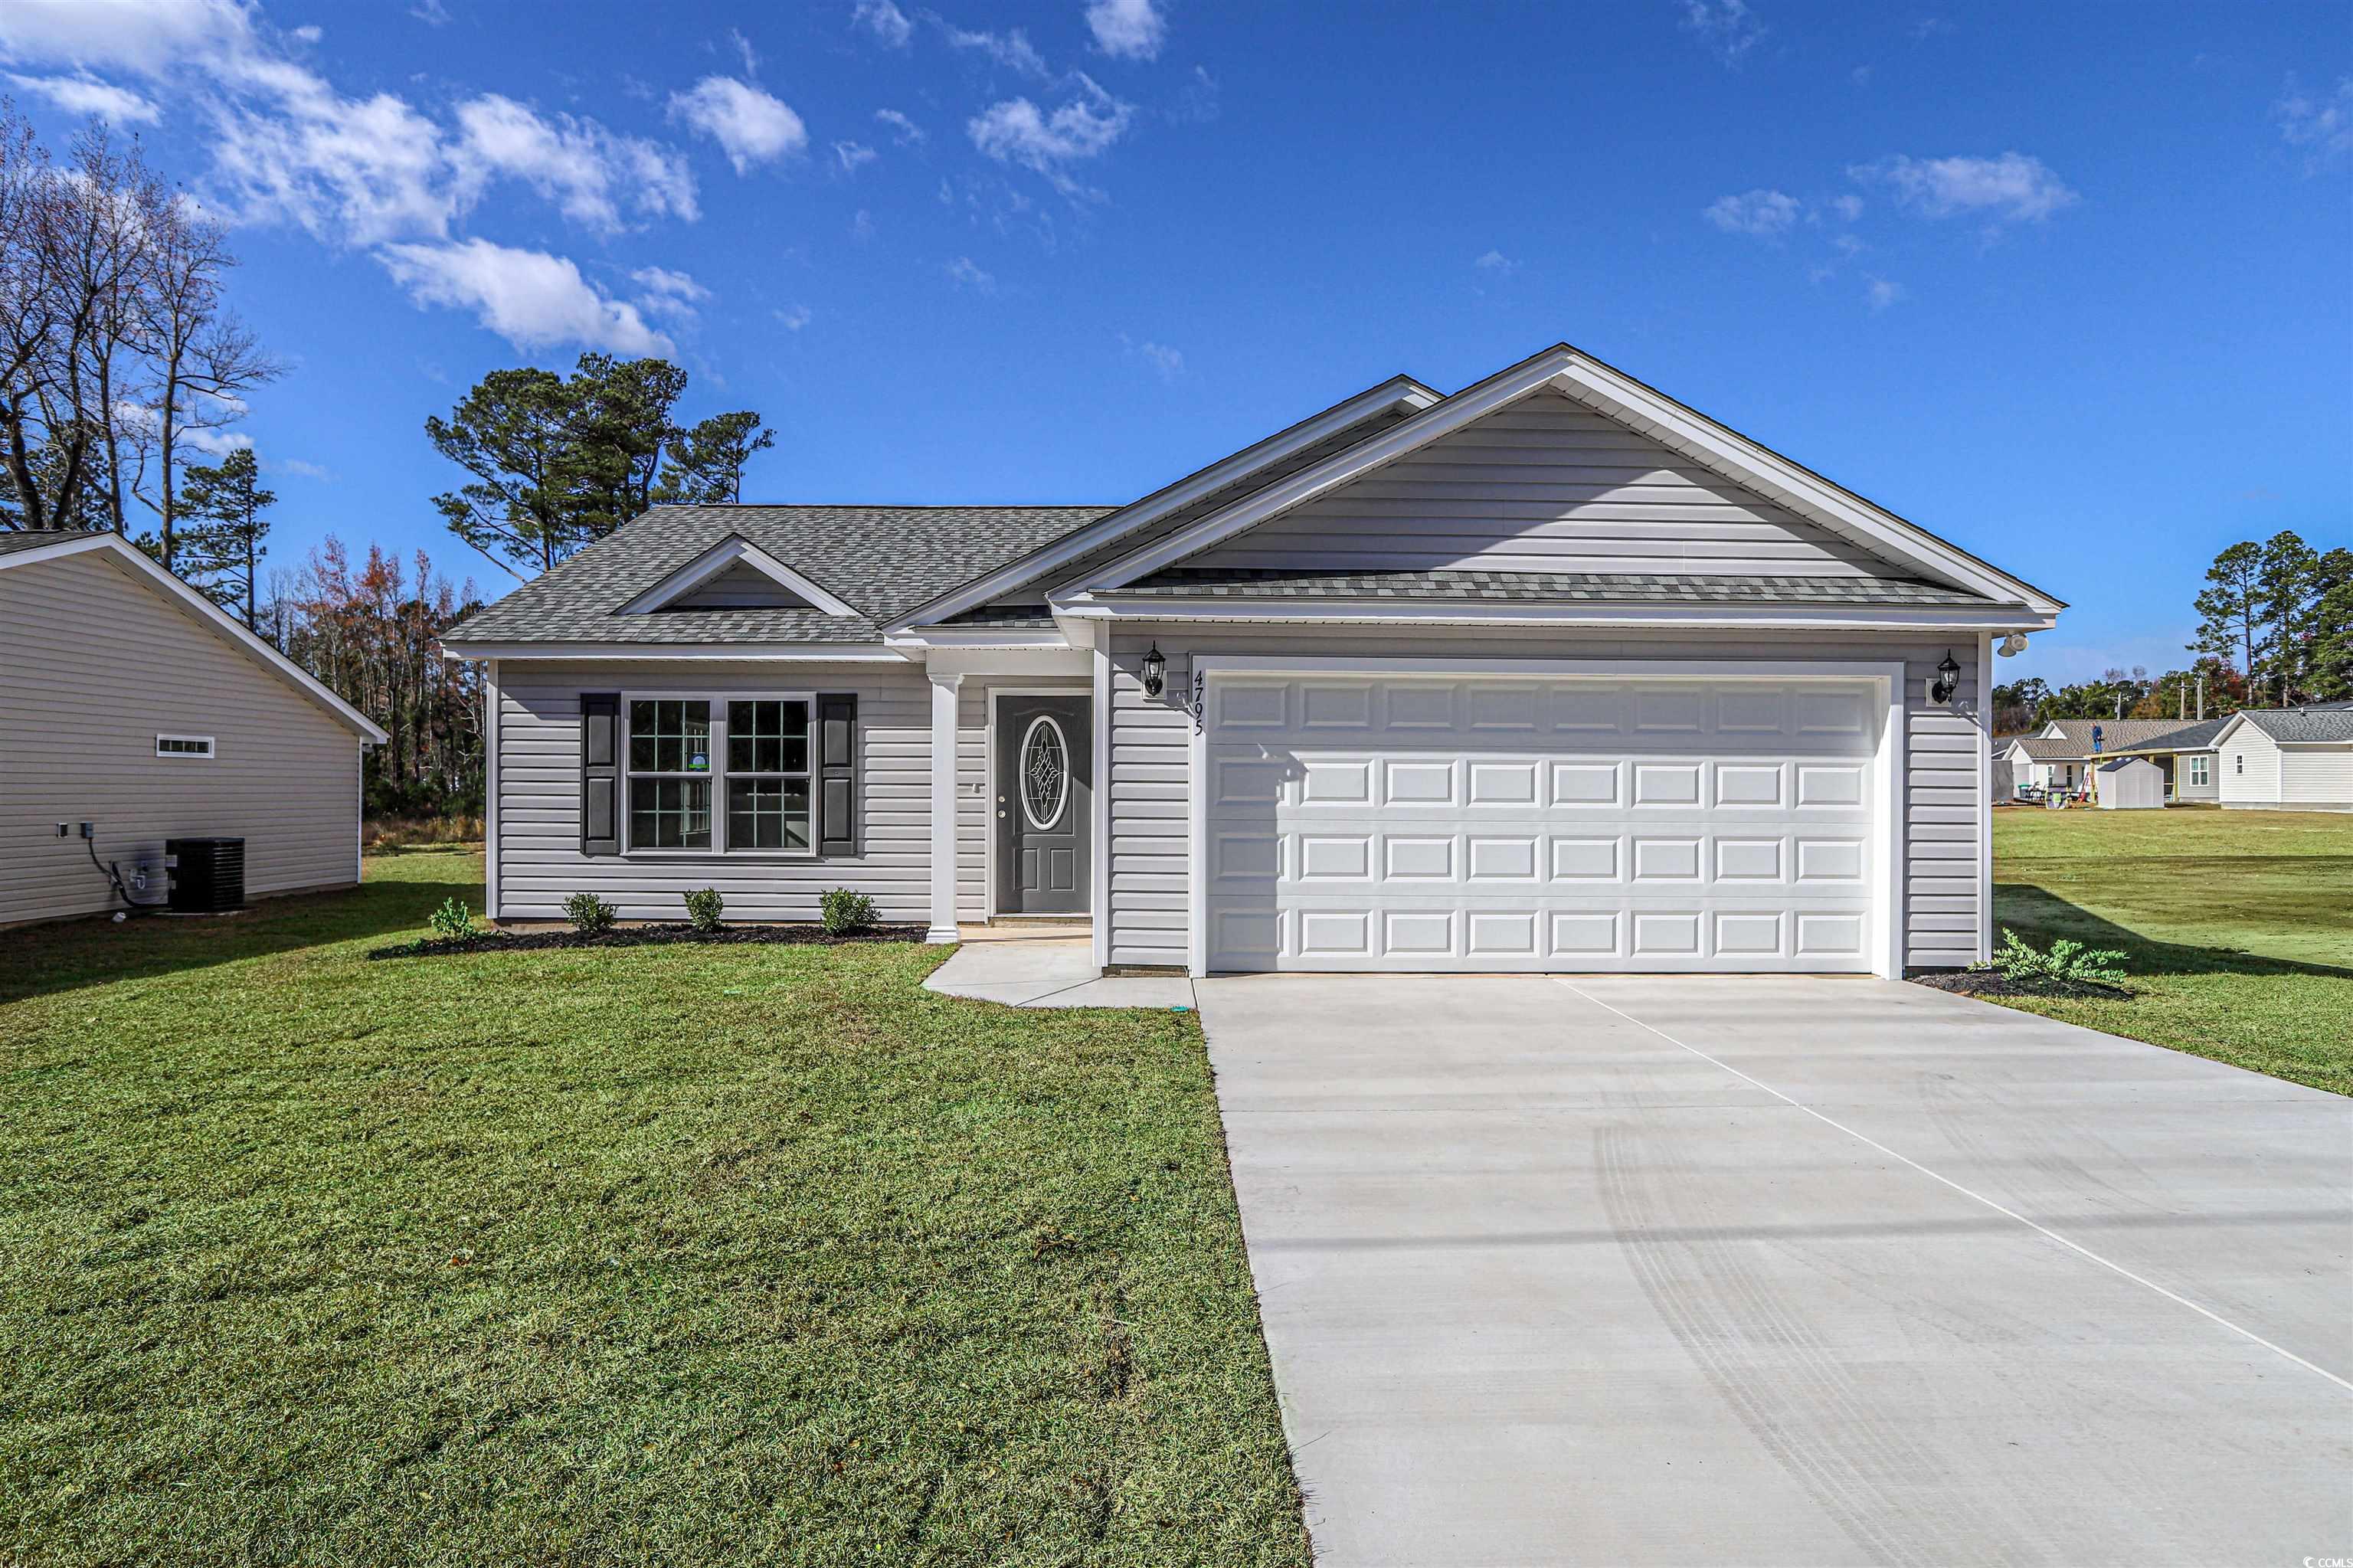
[0,852,1311,1566]
[1991,806,2353,1095]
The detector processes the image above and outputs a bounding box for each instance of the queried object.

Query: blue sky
[2,0,2346,683]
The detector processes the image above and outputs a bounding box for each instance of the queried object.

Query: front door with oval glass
[994,694,1091,915]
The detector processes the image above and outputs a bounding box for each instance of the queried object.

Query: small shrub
[820,887,878,936]
[426,897,477,943]
[683,887,725,933]
[563,891,617,934]
[1979,928,2129,987]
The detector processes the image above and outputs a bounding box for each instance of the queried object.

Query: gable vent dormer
[620,535,859,617]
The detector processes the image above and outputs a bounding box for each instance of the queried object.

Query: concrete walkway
[1193,972,2353,1567]
[922,928,1196,1009]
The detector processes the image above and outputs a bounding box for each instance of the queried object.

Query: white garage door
[1200,673,1884,973]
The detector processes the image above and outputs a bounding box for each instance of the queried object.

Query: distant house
[2213,707,2353,812]
[1999,716,2225,804]
[0,531,388,927]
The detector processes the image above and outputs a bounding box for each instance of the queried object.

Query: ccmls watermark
[2305,1557,2352,1566]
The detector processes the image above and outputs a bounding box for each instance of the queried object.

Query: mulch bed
[1911,969,2132,1001]
[369,923,928,960]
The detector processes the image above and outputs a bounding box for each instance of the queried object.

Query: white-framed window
[156,734,215,758]
[2188,755,2210,787]
[623,693,813,855]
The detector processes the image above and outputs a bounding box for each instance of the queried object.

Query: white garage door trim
[1186,656,1907,980]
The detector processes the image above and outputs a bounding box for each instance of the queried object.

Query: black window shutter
[817,693,857,857]
[581,693,620,857]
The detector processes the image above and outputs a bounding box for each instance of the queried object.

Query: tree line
[1994,531,2351,733]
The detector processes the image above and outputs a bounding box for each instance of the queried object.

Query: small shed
[2094,756,2165,810]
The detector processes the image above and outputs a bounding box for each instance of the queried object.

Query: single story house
[2000,716,2227,803]
[443,343,2064,978]
[0,529,388,927]
[2214,706,2353,810]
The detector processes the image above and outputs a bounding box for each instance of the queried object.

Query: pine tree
[2255,530,2320,706]
[175,447,275,630]
[2191,541,2265,691]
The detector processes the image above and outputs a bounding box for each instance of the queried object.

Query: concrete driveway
[1193,974,2352,1566]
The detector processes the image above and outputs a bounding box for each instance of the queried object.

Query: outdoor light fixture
[1141,643,1166,698]
[1931,651,1961,706]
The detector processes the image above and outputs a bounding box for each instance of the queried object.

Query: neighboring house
[2214,708,2353,811]
[2001,716,2227,803]
[443,342,2065,977]
[0,530,388,927]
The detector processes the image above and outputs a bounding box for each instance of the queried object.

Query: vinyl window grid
[622,694,814,856]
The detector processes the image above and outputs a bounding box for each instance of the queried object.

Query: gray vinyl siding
[2173,754,2219,803]
[1180,391,1901,579]
[495,661,932,921]
[1105,625,1985,973]
[0,550,361,926]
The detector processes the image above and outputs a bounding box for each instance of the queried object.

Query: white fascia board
[883,629,1075,650]
[617,535,859,617]
[3,532,389,743]
[1068,345,2063,617]
[882,377,1439,634]
[1051,594,2057,633]
[442,640,902,662]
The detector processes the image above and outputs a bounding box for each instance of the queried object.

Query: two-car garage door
[1200,673,1887,974]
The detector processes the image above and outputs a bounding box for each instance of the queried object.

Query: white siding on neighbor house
[2279,746,2353,807]
[0,549,362,926]
[1105,626,1986,973]
[2217,725,2281,807]
[1179,391,1902,579]
[495,660,932,921]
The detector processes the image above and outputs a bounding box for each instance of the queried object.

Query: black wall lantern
[1930,650,1960,707]
[1141,643,1166,698]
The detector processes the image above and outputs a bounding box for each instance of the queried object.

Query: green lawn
[0,853,1310,1567]
[1991,807,2353,1095]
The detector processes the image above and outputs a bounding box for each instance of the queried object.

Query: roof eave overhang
[883,629,1076,652]
[1049,594,2054,633]
[1061,344,2067,618]
[883,375,1441,636]
[443,640,905,663]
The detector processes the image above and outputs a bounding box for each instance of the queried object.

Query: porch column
[926,670,963,943]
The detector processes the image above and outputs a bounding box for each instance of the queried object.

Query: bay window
[624,694,812,853]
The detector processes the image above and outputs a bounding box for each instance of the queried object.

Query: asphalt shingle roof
[2231,709,2353,743]
[0,529,104,557]
[444,506,1113,645]
[1088,568,1995,605]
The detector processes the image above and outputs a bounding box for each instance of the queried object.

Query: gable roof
[889,374,1438,632]
[2217,708,2353,745]
[2032,718,2218,754]
[444,505,1111,648]
[1051,343,2065,617]
[2006,736,2086,761]
[2096,756,2158,772]
[0,530,388,742]
[1091,568,1991,606]
[618,534,861,617]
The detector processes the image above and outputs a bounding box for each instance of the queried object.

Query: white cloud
[1865,275,1905,311]
[967,75,1132,197]
[1131,338,1182,378]
[834,139,878,172]
[940,21,1050,78]
[668,76,807,174]
[875,107,926,146]
[1850,64,1872,87]
[411,0,450,25]
[2276,76,2353,172]
[1703,188,1799,237]
[378,238,675,355]
[853,0,914,48]
[774,304,810,330]
[1474,249,1519,274]
[1677,0,1763,66]
[182,427,255,457]
[1828,192,1863,221]
[1086,0,1165,61]
[0,0,254,78]
[268,456,334,480]
[944,255,995,293]
[452,94,695,231]
[1853,152,2077,223]
[727,27,759,77]
[630,264,708,322]
[850,207,875,241]
[4,71,159,122]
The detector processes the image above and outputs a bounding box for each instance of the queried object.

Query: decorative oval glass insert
[1020,715,1069,829]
